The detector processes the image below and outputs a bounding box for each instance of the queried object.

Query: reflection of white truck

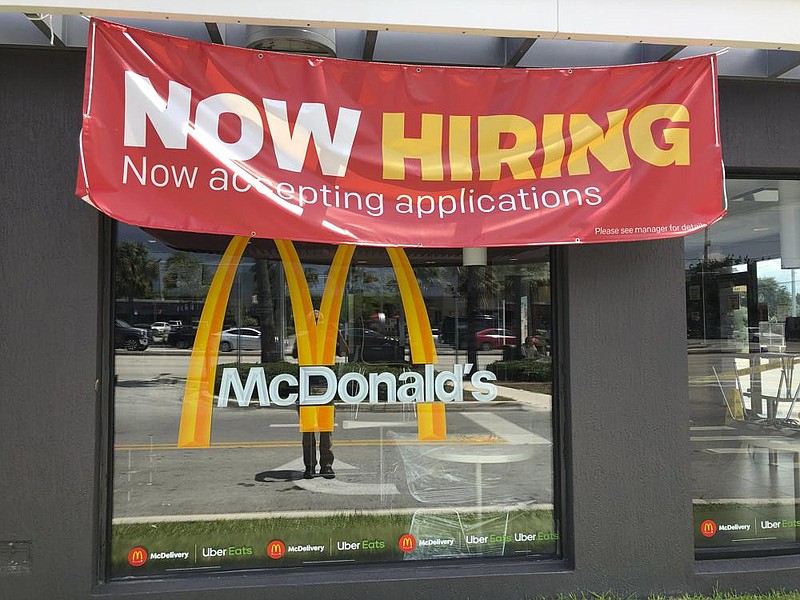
[168,320,183,332]
[150,321,170,337]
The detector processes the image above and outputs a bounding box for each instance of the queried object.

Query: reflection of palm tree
[455,264,549,364]
[163,251,205,298]
[254,258,281,362]
[115,241,158,318]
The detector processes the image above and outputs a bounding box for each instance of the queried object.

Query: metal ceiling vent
[245,26,336,57]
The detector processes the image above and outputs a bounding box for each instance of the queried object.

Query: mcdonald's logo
[398,534,416,553]
[267,539,286,559]
[177,237,444,448]
[127,546,148,567]
[700,519,717,538]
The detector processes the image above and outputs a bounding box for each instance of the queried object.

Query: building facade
[2,3,800,598]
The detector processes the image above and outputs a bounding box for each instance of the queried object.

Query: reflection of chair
[405,511,468,560]
[388,431,538,506]
[389,432,478,504]
[404,510,510,560]
[714,357,774,424]
[714,355,800,427]
[712,361,749,423]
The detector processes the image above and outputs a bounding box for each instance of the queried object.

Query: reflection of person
[336,328,349,361]
[299,322,347,480]
[301,345,340,478]
[303,428,334,479]
[521,336,540,359]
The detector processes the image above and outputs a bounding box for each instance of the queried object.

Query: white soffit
[0,1,560,37]
[558,0,800,50]
[3,0,800,49]
[2,1,800,80]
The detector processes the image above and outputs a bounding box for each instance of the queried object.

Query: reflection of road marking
[270,423,338,429]
[275,457,357,471]
[691,436,792,442]
[296,478,399,495]
[342,420,415,429]
[274,457,399,496]
[115,438,505,451]
[462,412,551,445]
[689,376,722,385]
[694,498,798,506]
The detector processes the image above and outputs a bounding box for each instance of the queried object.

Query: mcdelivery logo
[700,519,717,538]
[267,540,286,559]
[398,534,416,553]
[127,546,148,567]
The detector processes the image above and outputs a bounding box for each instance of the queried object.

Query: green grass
[549,593,800,600]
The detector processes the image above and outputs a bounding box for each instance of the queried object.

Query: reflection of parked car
[438,314,496,346]
[219,327,262,352]
[168,326,197,349]
[150,321,171,337]
[114,319,149,351]
[475,328,516,351]
[133,324,156,343]
[347,328,404,362]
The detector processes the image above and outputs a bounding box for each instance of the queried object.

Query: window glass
[110,226,558,576]
[687,179,800,553]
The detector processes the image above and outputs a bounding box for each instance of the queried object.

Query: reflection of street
[113,354,553,521]
[689,349,800,507]
[118,340,517,372]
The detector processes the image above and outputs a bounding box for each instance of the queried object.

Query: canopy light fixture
[245,26,336,57]
[462,247,487,266]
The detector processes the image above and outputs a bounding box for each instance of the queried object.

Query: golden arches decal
[386,247,438,365]
[177,235,249,448]
[177,237,443,448]
[275,241,355,366]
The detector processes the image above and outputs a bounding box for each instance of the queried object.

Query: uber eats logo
[202,545,254,558]
[177,237,482,447]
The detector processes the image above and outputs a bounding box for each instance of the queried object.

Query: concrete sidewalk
[463,382,551,411]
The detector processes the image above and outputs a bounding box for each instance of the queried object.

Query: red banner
[77,19,725,247]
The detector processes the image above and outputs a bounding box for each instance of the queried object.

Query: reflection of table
[735,353,800,424]
[762,354,800,422]
[428,445,535,507]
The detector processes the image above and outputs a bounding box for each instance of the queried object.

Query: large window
[687,179,800,554]
[109,224,558,577]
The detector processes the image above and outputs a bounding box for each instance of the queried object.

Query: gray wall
[0,48,101,599]
[1,49,799,599]
[719,78,800,173]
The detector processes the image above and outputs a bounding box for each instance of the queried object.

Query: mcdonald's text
[217,363,498,408]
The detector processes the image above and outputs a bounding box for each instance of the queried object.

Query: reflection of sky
[758,257,800,291]
[758,257,783,283]
[118,223,257,301]
[684,200,780,266]
[683,178,800,293]
[685,179,792,285]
